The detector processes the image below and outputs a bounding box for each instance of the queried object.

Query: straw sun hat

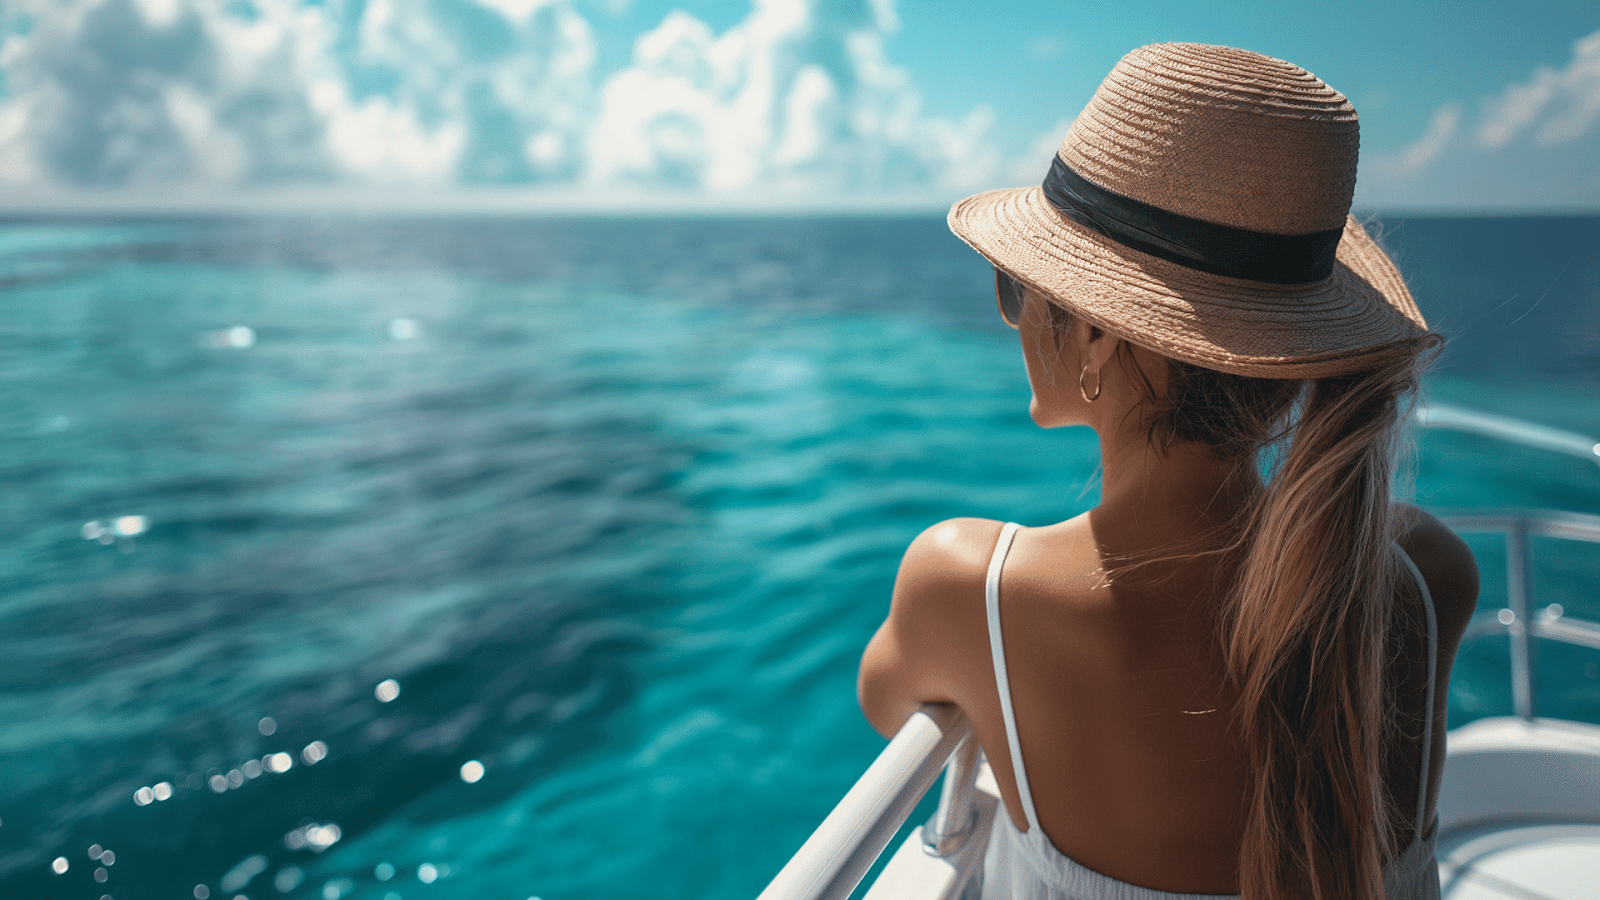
[950,42,1429,379]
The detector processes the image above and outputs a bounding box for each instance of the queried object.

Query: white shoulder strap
[985,522,1039,832]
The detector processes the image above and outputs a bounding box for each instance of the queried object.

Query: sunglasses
[995,267,1024,327]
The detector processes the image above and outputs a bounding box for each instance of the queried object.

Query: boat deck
[1435,716,1600,900]
[1439,822,1600,900]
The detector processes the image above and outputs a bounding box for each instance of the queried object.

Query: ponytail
[1224,347,1434,900]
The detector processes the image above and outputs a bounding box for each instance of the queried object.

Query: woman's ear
[1080,321,1121,382]
[1062,319,1120,404]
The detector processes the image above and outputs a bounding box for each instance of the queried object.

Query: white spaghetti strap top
[981,523,1442,900]
[985,522,1036,831]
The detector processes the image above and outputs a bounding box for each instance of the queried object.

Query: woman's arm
[858,518,1002,738]
[1394,503,1480,647]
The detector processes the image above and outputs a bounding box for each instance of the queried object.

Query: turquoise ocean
[3,215,1600,900]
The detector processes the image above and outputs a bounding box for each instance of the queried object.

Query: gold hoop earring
[1079,362,1101,402]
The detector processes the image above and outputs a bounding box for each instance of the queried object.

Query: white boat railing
[1418,403,1600,469]
[756,704,980,900]
[1439,510,1600,720]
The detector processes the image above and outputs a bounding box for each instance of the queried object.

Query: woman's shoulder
[884,518,1005,630]
[890,516,1102,642]
[897,517,1010,587]
[1393,502,1481,641]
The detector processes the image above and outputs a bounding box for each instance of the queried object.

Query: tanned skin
[857,288,1479,894]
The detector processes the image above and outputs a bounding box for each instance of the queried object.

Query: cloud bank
[0,0,601,187]
[1360,28,1600,211]
[0,0,999,205]
[588,0,995,194]
[2,3,1596,210]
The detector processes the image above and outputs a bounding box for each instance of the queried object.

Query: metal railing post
[1505,519,1538,720]
[922,733,980,857]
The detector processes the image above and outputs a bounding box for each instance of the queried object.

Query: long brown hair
[1049,302,1440,900]
[1225,353,1435,900]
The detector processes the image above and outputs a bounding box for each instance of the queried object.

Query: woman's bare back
[858,504,1478,893]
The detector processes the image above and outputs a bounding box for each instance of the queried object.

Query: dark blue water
[2,215,1598,900]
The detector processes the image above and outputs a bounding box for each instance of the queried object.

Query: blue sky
[0,0,1597,211]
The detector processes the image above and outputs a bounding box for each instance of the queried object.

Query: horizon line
[0,186,1596,219]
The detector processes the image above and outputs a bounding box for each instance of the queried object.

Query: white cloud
[0,0,342,186]
[0,0,597,187]
[133,0,184,29]
[1478,28,1600,149]
[471,0,561,25]
[163,82,248,182]
[348,0,597,181]
[1397,102,1461,172]
[865,0,897,32]
[1007,116,1072,185]
[0,93,40,183]
[922,105,998,192]
[585,0,997,195]
[1356,28,1600,210]
[772,65,838,166]
[0,0,1002,203]
[310,81,467,183]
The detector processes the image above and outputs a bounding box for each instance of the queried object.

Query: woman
[857,44,1479,900]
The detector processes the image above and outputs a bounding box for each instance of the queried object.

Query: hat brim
[948,186,1428,379]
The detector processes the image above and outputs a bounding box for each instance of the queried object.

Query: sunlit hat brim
[949,185,1428,379]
